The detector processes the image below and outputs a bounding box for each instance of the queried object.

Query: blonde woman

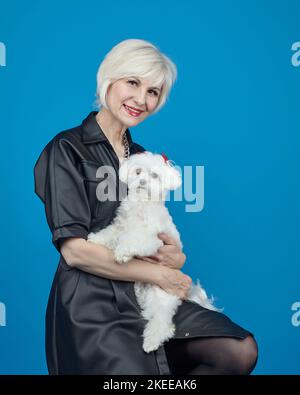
[34,39,258,375]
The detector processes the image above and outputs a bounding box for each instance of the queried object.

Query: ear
[119,158,130,184]
[163,165,182,190]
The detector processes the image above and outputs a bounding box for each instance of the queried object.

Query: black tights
[164,335,258,375]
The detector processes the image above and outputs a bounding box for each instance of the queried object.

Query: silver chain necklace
[96,115,130,161]
[122,132,130,159]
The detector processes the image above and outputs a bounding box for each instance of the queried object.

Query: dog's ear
[163,165,182,190]
[118,158,130,184]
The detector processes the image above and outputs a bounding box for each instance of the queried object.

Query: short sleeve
[34,137,91,253]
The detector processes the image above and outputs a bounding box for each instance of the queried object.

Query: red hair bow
[161,152,169,162]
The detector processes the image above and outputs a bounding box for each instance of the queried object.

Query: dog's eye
[136,168,142,175]
[151,172,159,179]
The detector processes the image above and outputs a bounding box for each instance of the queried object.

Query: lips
[123,104,143,117]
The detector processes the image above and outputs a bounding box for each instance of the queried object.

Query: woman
[34,39,258,375]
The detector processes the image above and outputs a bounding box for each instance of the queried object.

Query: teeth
[124,105,142,115]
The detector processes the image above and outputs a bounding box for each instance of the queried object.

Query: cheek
[119,86,132,101]
[113,92,126,106]
[148,96,160,111]
[108,84,131,107]
[147,96,158,112]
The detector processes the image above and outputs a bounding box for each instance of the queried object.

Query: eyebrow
[131,77,161,92]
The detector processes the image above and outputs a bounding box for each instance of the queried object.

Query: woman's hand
[155,265,192,300]
[135,233,186,270]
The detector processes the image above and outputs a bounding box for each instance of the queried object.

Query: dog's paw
[121,255,131,263]
[142,322,176,353]
[114,252,131,264]
[161,323,176,343]
[142,337,161,353]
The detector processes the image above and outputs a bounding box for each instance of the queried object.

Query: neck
[96,108,127,147]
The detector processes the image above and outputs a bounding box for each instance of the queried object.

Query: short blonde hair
[96,39,177,114]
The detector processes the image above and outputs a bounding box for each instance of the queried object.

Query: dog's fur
[88,152,220,353]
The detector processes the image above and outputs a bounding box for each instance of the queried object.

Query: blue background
[0,0,299,374]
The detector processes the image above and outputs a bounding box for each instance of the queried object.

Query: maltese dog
[87,151,220,353]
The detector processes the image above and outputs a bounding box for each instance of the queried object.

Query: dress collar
[81,111,133,147]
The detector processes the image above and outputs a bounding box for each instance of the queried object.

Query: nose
[134,89,147,108]
[139,179,146,186]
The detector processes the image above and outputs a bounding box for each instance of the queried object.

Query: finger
[147,254,161,261]
[139,256,160,264]
[135,255,155,261]
[158,245,179,255]
[157,233,176,246]
[150,253,164,262]
[134,255,145,260]
[158,233,182,250]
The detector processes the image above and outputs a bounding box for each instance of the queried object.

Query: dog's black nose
[139,179,146,186]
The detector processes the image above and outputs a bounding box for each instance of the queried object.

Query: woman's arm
[61,238,192,299]
[61,238,162,284]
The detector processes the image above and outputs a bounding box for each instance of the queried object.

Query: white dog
[87,151,220,353]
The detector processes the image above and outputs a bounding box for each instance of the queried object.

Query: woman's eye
[128,80,138,86]
[136,168,142,175]
[151,172,158,178]
[149,90,159,97]
[128,80,158,96]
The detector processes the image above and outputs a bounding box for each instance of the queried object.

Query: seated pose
[34,38,258,375]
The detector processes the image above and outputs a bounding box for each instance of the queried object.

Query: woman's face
[105,76,162,127]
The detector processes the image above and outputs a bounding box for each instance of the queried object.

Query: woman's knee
[228,335,258,375]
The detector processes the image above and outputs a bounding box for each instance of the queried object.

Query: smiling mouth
[123,104,144,117]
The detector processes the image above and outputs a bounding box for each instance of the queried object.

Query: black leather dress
[34,111,254,375]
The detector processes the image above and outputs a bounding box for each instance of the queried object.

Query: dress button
[185,332,189,336]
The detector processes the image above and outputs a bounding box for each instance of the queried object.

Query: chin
[120,109,148,125]
[118,115,139,127]
[127,115,146,124]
